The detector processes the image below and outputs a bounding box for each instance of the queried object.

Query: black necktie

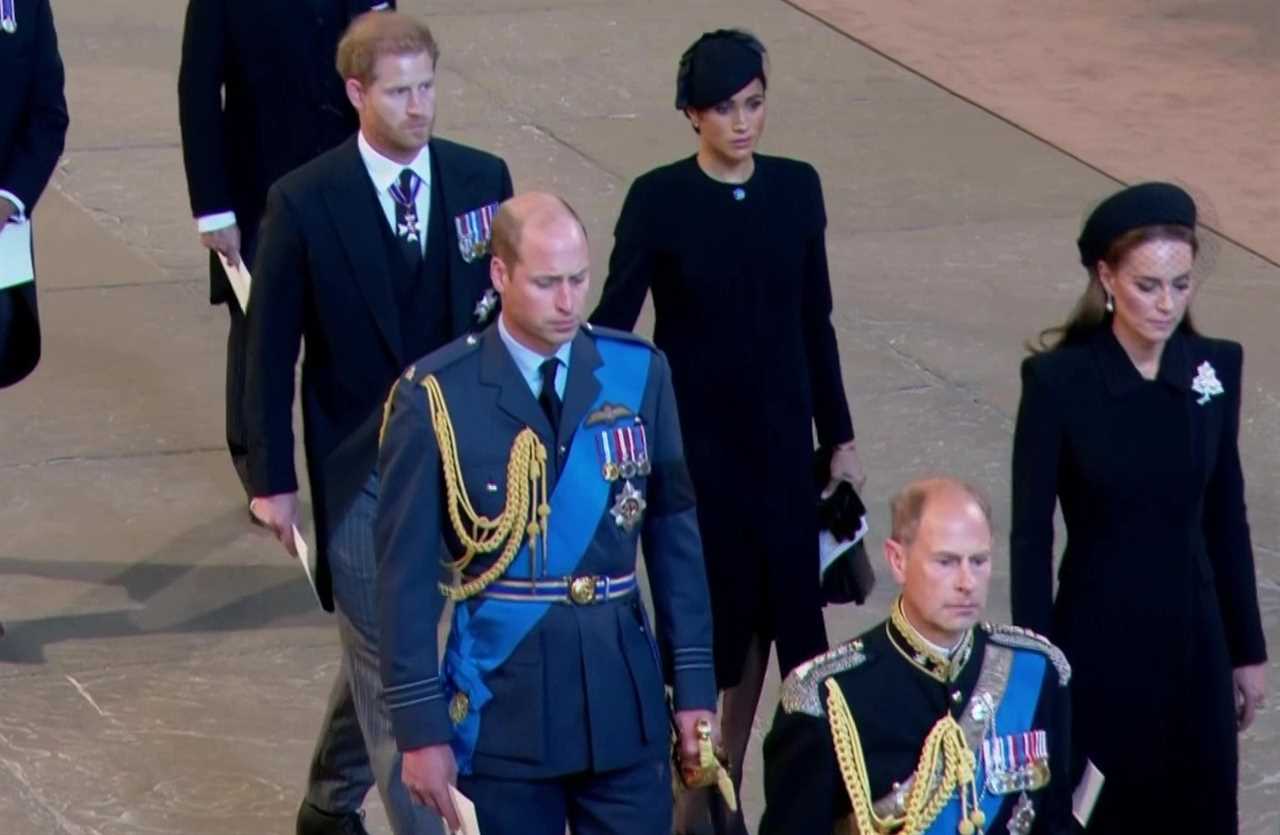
[538,358,562,431]
[389,169,422,267]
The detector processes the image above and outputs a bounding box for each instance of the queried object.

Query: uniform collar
[357,131,432,196]
[1093,325,1192,397]
[496,314,573,396]
[886,597,975,684]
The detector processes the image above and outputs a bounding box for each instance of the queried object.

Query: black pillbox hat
[675,29,767,111]
[1077,182,1196,267]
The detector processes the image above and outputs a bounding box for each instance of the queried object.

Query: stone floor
[1,1,1276,833]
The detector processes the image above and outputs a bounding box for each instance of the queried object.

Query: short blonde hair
[336,12,439,84]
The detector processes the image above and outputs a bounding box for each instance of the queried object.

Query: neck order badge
[1,0,16,34]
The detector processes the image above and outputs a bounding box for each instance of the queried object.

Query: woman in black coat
[589,30,862,834]
[1010,183,1267,832]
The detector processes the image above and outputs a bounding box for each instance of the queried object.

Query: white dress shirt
[357,131,432,256]
[497,314,571,400]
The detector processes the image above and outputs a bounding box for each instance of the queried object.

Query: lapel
[558,331,604,448]
[431,139,485,334]
[478,324,553,441]
[324,137,402,365]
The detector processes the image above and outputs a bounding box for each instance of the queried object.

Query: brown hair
[491,195,587,268]
[889,477,993,546]
[1031,224,1199,352]
[336,12,439,84]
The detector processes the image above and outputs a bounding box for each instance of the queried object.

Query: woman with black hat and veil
[590,29,863,834]
[1010,182,1267,832]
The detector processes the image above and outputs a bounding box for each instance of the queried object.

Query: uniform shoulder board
[779,638,868,718]
[584,323,657,351]
[410,332,485,379]
[982,623,1072,686]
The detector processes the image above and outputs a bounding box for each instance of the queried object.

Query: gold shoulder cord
[824,680,986,835]
[420,374,550,601]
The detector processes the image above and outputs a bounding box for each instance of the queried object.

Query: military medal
[454,202,498,263]
[610,480,646,532]
[982,729,1050,794]
[596,421,650,481]
[0,0,15,34]
[473,288,498,324]
[390,173,422,243]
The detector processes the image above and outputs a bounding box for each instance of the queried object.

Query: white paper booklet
[0,218,35,290]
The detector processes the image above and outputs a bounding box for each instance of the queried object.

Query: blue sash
[442,338,650,772]
[925,649,1047,835]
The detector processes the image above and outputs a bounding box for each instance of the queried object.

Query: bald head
[890,476,993,546]
[491,192,588,268]
[490,192,592,355]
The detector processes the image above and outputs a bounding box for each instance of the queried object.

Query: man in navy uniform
[760,478,1073,835]
[245,12,511,834]
[375,192,719,834]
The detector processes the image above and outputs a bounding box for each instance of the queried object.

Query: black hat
[675,29,767,110]
[1077,182,1196,267]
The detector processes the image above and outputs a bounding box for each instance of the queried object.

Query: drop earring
[1105,293,1115,313]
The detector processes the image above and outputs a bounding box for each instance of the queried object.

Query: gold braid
[824,679,985,835]
[420,374,550,601]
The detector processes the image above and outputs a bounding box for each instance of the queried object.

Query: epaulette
[406,332,485,381]
[982,623,1072,686]
[582,322,657,351]
[779,638,868,718]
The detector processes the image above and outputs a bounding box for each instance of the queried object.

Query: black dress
[590,154,854,685]
[1010,326,1267,832]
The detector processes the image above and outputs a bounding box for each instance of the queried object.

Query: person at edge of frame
[375,192,720,835]
[760,477,1073,835]
[1010,182,1268,833]
[0,0,70,641]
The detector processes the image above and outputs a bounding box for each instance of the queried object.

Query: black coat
[177,0,388,304]
[0,0,68,387]
[590,155,854,684]
[244,136,512,610]
[1010,326,1266,831]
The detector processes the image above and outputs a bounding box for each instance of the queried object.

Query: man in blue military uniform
[760,477,1073,835]
[375,192,720,834]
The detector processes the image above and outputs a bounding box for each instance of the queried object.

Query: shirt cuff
[196,211,237,233]
[671,647,717,711]
[0,189,26,221]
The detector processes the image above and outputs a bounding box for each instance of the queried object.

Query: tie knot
[539,358,560,390]
[391,169,421,205]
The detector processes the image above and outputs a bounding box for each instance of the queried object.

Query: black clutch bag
[814,447,876,605]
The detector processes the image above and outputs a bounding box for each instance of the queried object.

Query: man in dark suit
[245,12,512,834]
[375,193,719,835]
[1,0,69,641]
[177,0,391,497]
[0,0,68,391]
[760,477,1073,835]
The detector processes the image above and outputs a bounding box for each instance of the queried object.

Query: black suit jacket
[245,135,513,610]
[0,0,68,387]
[177,0,388,304]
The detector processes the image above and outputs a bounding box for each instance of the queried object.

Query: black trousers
[224,299,250,494]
